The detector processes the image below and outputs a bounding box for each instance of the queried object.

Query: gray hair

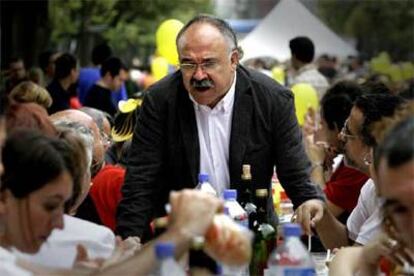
[79,106,112,134]
[53,120,94,170]
[176,14,242,56]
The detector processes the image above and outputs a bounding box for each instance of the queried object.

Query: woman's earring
[363,152,372,166]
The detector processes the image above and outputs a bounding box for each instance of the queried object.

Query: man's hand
[168,189,223,237]
[293,199,325,235]
[362,233,414,267]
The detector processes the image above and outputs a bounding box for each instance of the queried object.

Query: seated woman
[0,129,226,275]
[13,126,118,268]
[0,130,74,274]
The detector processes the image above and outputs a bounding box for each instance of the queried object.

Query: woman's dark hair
[354,94,405,147]
[374,116,414,170]
[321,80,363,130]
[1,130,71,198]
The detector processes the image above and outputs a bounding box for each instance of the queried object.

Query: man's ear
[230,50,240,70]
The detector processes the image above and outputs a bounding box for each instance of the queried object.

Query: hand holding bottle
[204,213,252,266]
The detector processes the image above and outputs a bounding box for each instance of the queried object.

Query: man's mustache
[190,78,214,90]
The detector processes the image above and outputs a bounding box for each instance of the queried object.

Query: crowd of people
[1,13,413,275]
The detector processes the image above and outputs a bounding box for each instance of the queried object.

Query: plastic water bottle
[223,189,248,228]
[154,242,185,276]
[219,207,250,276]
[267,223,316,276]
[197,173,217,196]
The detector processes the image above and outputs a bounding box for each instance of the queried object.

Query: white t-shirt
[14,215,115,268]
[0,246,32,276]
[346,179,383,245]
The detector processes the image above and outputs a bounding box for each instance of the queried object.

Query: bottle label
[283,267,315,276]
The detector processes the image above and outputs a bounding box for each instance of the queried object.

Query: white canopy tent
[240,0,357,62]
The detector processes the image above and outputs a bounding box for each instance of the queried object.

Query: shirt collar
[296,63,316,75]
[189,72,237,113]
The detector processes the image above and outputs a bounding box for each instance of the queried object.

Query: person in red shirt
[304,81,369,222]
[85,99,139,231]
[90,164,125,231]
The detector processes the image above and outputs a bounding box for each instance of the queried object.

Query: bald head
[50,109,104,176]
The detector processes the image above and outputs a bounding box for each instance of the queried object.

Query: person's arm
[314,204,350,249]
[326,200,345,218]
[302,111,328,189]
[101,190,223,275]
[310,163,326,189]
[329,247,364,276]
[98,227,192,275]
[329,233,398,276]
[271,88,323,207]
[17,190,222,276]
[116,91,164,239]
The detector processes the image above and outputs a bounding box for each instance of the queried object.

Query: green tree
[49,0,212,65]
[317,0,414,61]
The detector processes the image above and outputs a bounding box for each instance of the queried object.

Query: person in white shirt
[14,115,119,269]
[346,179,383,245]
[117,14,324,243]
[0,130,76,275]
[289,36,329,99]
[329,110,414,275]
[296,93,405,249]
[0,128,224,275]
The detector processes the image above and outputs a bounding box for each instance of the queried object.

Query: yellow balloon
[387,64,403,82]
[291,83,319,126]
[156,19,184,66]
[271,66,285,86]
[151,56,169,81]
[401,62,414,80]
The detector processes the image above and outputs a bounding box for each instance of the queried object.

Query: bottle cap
[241,164,251,180]
[255,189,268,197]
[154,216,169,228]
[155,242,175,258]
[223,189,237,200]
[198,173,209,183]
[283,223,302,237]
[191,236,205,250]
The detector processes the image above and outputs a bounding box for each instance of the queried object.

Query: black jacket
[116,66,322,239]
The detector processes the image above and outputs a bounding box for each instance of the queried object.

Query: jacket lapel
[177,87,199,187]
[229,68,253,188]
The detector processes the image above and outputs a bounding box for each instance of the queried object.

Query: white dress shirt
[189,74,236,196]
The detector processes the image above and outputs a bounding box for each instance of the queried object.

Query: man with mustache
[117,14,323,242]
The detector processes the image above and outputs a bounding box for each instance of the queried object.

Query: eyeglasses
[101,132,112,147]
[180,61,219,74]
[340,119,359,140]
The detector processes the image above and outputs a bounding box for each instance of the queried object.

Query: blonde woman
[9,81,52,109]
